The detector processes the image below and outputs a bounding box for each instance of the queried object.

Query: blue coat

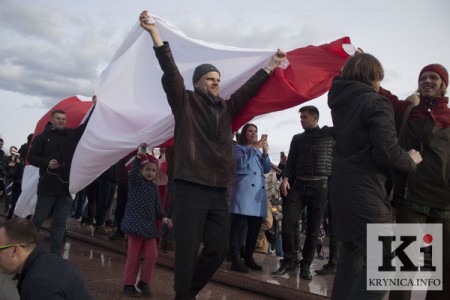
[229,144,271,217]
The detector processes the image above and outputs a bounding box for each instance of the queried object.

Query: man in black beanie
[139,10,286,300]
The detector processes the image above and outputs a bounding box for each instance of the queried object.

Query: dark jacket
[3,155,23,181]
[328,78,416,241]
[154,42,270,187]
[17,246,93,300]
[0,149,4,179]
[283,126,334,179]
[121,157,166,238]
[380,87,450,211]
[28,122,87,196]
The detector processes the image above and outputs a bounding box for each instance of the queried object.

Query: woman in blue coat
[229,123,271,273]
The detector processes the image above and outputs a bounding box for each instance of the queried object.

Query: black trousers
[323,200,340,265]
[114,182,128,234]
[331,238,386,300]
[173,180,229,299]
[282,179,328,266]
[281,195,301,252]
[229,213,263,259]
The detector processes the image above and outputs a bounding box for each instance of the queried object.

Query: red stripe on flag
[232,37,351,131]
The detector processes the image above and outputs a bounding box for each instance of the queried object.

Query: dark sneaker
[137,280,152,297]
[300,267,313,280]
[299,260,313,280]
[230,258,249,273]
[272,260,296,275]
[123,285,140,297]
[315,263,336,275]
[244,256,263,271]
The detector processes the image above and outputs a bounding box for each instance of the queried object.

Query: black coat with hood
[327,77,416,241]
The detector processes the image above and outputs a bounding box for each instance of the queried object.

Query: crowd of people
[0,9,449,300]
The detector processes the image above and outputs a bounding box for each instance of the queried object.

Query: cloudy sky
[1,0,449,162]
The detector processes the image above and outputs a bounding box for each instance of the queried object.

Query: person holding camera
[228,123,271,273]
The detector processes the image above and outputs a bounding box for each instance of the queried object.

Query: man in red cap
[380,64,450,300]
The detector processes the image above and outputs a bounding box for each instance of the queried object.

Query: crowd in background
[0,14,449,299]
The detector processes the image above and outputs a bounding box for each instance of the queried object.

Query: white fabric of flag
[69,16,281,193]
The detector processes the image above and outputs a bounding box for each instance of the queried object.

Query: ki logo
[378,234,436,272]
[367,223,443,291]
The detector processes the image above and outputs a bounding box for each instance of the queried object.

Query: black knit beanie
[192,64,220,85]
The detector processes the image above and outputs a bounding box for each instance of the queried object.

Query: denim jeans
[274,233,284,257]
[71,189,87,219]
[32,195,72,255]
[282,179,328,266]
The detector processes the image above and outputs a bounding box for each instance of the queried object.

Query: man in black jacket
[0,218,92,300]
[273,105,334,280]
[28,98,95,255]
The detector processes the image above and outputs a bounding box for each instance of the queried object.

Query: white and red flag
[16,15,353,217]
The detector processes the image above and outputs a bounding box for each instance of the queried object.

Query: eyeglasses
[0,243,26,251]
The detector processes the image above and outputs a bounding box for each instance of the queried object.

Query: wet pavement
[0,209,427,299]
[63,217,333,299]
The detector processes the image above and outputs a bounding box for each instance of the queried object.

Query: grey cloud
[176,14,340,52]
[0,0,63,42]
[0,2,115,109]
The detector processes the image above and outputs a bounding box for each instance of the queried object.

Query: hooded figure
[327,53,419,300]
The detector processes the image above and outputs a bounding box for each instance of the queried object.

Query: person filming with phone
[228,124,271,273]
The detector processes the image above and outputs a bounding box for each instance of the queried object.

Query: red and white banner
[16,15,352,217]
[70,15,352,194]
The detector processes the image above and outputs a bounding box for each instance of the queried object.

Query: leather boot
[230,257,249,273]
[272,259,296,275]
[299,260,312,280]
